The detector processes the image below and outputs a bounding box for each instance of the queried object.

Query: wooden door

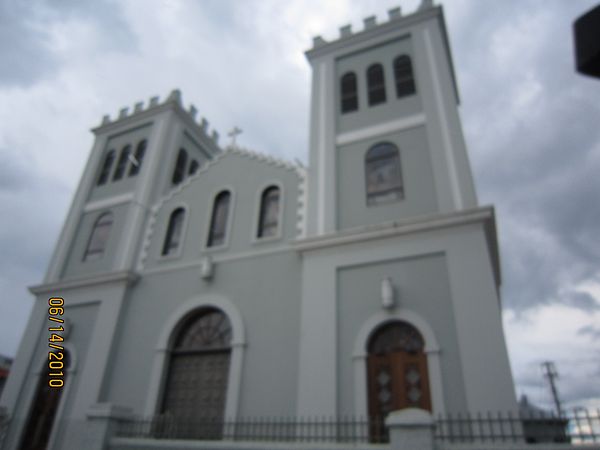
[366,321,431,441]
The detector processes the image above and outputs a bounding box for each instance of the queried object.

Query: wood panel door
[367,350,431,417]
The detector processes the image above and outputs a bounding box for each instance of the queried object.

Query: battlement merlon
[305,1,460,104]
[92,89,222,151]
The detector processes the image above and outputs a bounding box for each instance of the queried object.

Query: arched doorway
[367,321,431,439]
[19,351,70,450]
[161,308,231,438]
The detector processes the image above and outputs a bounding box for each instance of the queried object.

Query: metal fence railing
[113,408,600,446]
[435,408,600,444]
[115,415,389,444]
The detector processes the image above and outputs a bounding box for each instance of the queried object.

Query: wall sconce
[381,277,396,310]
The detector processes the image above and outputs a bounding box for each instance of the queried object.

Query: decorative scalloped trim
[137,146,306,271]
[136,204,160,271]
[296,166,308,238]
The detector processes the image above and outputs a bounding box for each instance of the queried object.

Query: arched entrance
[19,351,70,450]
[161,308,231,438]
[367,321,431,438]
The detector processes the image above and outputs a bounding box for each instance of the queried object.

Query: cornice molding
[29,270,139,295]
[293,206,496,252]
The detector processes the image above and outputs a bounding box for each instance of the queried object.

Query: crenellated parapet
[97,89,221,146]
[309,1,433,51]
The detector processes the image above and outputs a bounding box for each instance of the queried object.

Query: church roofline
[91,89,223,151]
[136,146,306,271]
[305,3,460,104]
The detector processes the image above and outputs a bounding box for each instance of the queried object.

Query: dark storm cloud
[578,325,600,341]
[450,0,600,311]
[0,0,136,87]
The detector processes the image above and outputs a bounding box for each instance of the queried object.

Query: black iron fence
[114,408,600,446]
[115,415,389,444]
[435,408,600,444]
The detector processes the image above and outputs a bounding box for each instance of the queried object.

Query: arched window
[84,212,113,261]
[207,191,231,247]
[162,208,185,256]
[97,150,115,185]
[162,309,231,438]
[367,63,386,106]
[113,145,131,181]
[188,159,199,176]
[340,72,358,113]
[19,351,70,450]
[128,140,147,177]
[172,149,188,185]
[367,322,430,441]
[394,55,416,98]
[365,142,403,205]
[257,186,280,238]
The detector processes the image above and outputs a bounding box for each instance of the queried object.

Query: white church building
[1,1,518,449]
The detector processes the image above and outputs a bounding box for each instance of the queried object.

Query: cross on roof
[228,126,243,147]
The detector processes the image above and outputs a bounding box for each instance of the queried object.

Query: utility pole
[541,361,563,416]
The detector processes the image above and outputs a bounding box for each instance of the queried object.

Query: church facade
[1,2,518,449]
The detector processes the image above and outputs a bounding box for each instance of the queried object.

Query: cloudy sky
[1,0,599,411]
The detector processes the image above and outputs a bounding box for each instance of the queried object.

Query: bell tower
[304,0,478,236]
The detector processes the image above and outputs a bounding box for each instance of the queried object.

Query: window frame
[112,144,132,181]
[364,142,404,206]
[204,188,235,252]
[128,139,147,177]
[160,206,188,259]
[393,54,416,98]
[83,211,114,261]
[252,182,284,243]
[171,148,188,185]
[97,149,116,186]
[340,71,359,114]
[367,63,387,106]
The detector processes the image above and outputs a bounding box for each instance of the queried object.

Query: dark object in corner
[574,4,600,78]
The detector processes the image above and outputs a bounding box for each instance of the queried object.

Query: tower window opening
[367,63,387,106]
[84,212,113,261]
[365,142,403,205]
[394,55,416,98]
[172,149,188,185]
[97,150,115,185]
[188,159,199,176]
[340,72,358,113]
[129,139,147,177]
[113,145,131,181]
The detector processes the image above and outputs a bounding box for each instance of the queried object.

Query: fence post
[386,408,435,450]
[75,403,133,450]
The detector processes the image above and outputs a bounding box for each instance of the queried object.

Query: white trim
[352,309,446,417]
[203,186,236,253]
[144,294,246,421]
[317,62,327,235]
[157,202,190,261]
[140,245,293,277]
[82,193,134,213]
[29,271,139,295]
[336,113,426,146]
[423,27,462,210]
[251,181,284,244]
